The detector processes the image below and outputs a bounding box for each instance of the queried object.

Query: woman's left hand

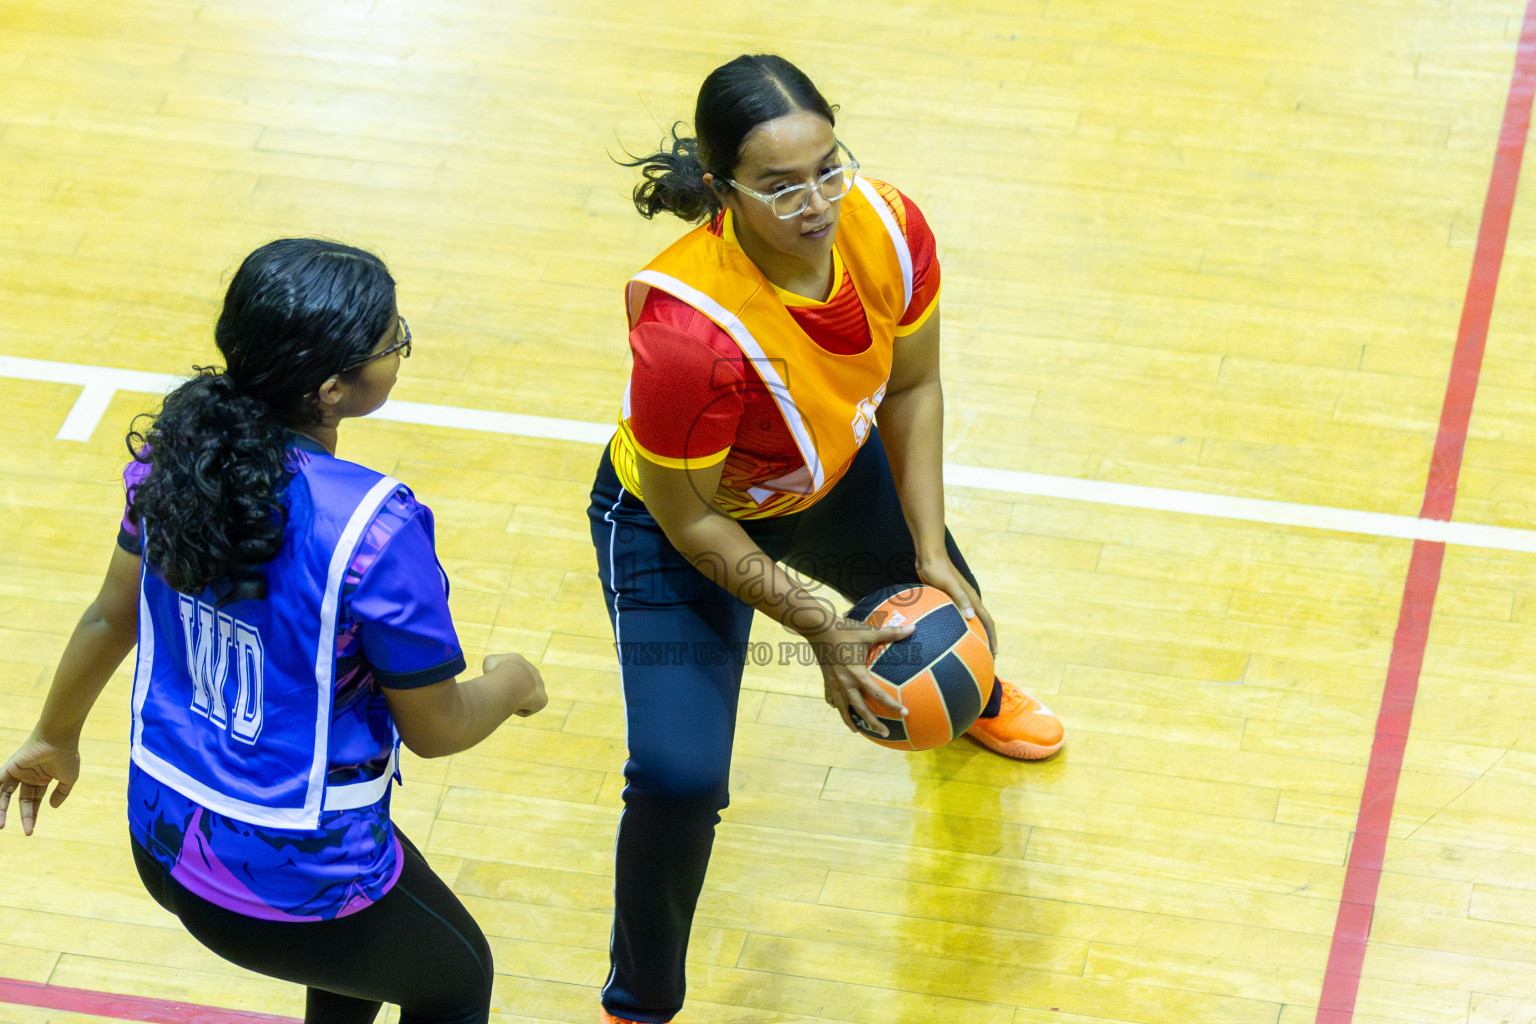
[917,555,997,655]
[0,733,81,836]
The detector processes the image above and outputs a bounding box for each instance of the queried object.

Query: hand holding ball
[845,585,994,751]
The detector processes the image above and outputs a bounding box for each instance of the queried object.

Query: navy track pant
[588,429,997,1022]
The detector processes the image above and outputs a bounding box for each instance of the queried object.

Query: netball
[847,584,994,750]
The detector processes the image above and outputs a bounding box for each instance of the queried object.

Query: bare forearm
[386,652,546,759]
[399,674,519,758]
[877,378,949,562]
[35,603,138,745]
[662,514,837,638]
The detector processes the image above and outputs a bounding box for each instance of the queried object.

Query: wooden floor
[5,0,1536,1021]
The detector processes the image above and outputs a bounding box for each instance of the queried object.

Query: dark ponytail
[126,371,291,602]
[127,238,396,603]
[624,124,719,223]
[621,54,837,223]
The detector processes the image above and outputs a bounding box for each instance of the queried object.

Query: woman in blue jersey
[0,238,547,1024]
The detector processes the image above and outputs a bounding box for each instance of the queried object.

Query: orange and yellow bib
[612,177,916,519]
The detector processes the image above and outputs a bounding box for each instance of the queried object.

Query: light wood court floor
[4,1,1536,1022]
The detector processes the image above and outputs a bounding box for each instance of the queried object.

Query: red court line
[1314,3,1536,1022]
[0,978,299,1024]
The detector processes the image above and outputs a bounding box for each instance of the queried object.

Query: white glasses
[727,142,860,220]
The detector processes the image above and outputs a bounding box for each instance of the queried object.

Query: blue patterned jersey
[120,435,465,920]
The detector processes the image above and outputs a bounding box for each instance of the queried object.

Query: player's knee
[625,747,731,806]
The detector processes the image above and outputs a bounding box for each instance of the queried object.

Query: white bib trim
[853,176,913,313]
[631,269,826,494]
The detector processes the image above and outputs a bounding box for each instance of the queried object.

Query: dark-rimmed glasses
[340,316,411,373]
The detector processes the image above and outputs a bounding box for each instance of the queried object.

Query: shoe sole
[966,731,1064,760]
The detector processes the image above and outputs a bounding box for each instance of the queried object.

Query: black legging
[131,829,493,1024]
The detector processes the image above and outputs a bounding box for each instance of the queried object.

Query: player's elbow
[395,728,459,759]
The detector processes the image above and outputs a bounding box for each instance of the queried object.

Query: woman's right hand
[483,653,548,718]
[806,618,915,737]
[0,732,81,836]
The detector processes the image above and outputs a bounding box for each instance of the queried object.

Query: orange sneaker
[601,1011,667,1024]
[965,681,1064,759]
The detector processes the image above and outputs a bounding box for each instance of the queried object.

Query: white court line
[379,398,614,445]
[5,353,1536,554]
[944,466,1536,554]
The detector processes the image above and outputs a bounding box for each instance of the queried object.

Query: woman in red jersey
[586,54,1065,1024]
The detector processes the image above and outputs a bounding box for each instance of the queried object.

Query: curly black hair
[126,238,396,603]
